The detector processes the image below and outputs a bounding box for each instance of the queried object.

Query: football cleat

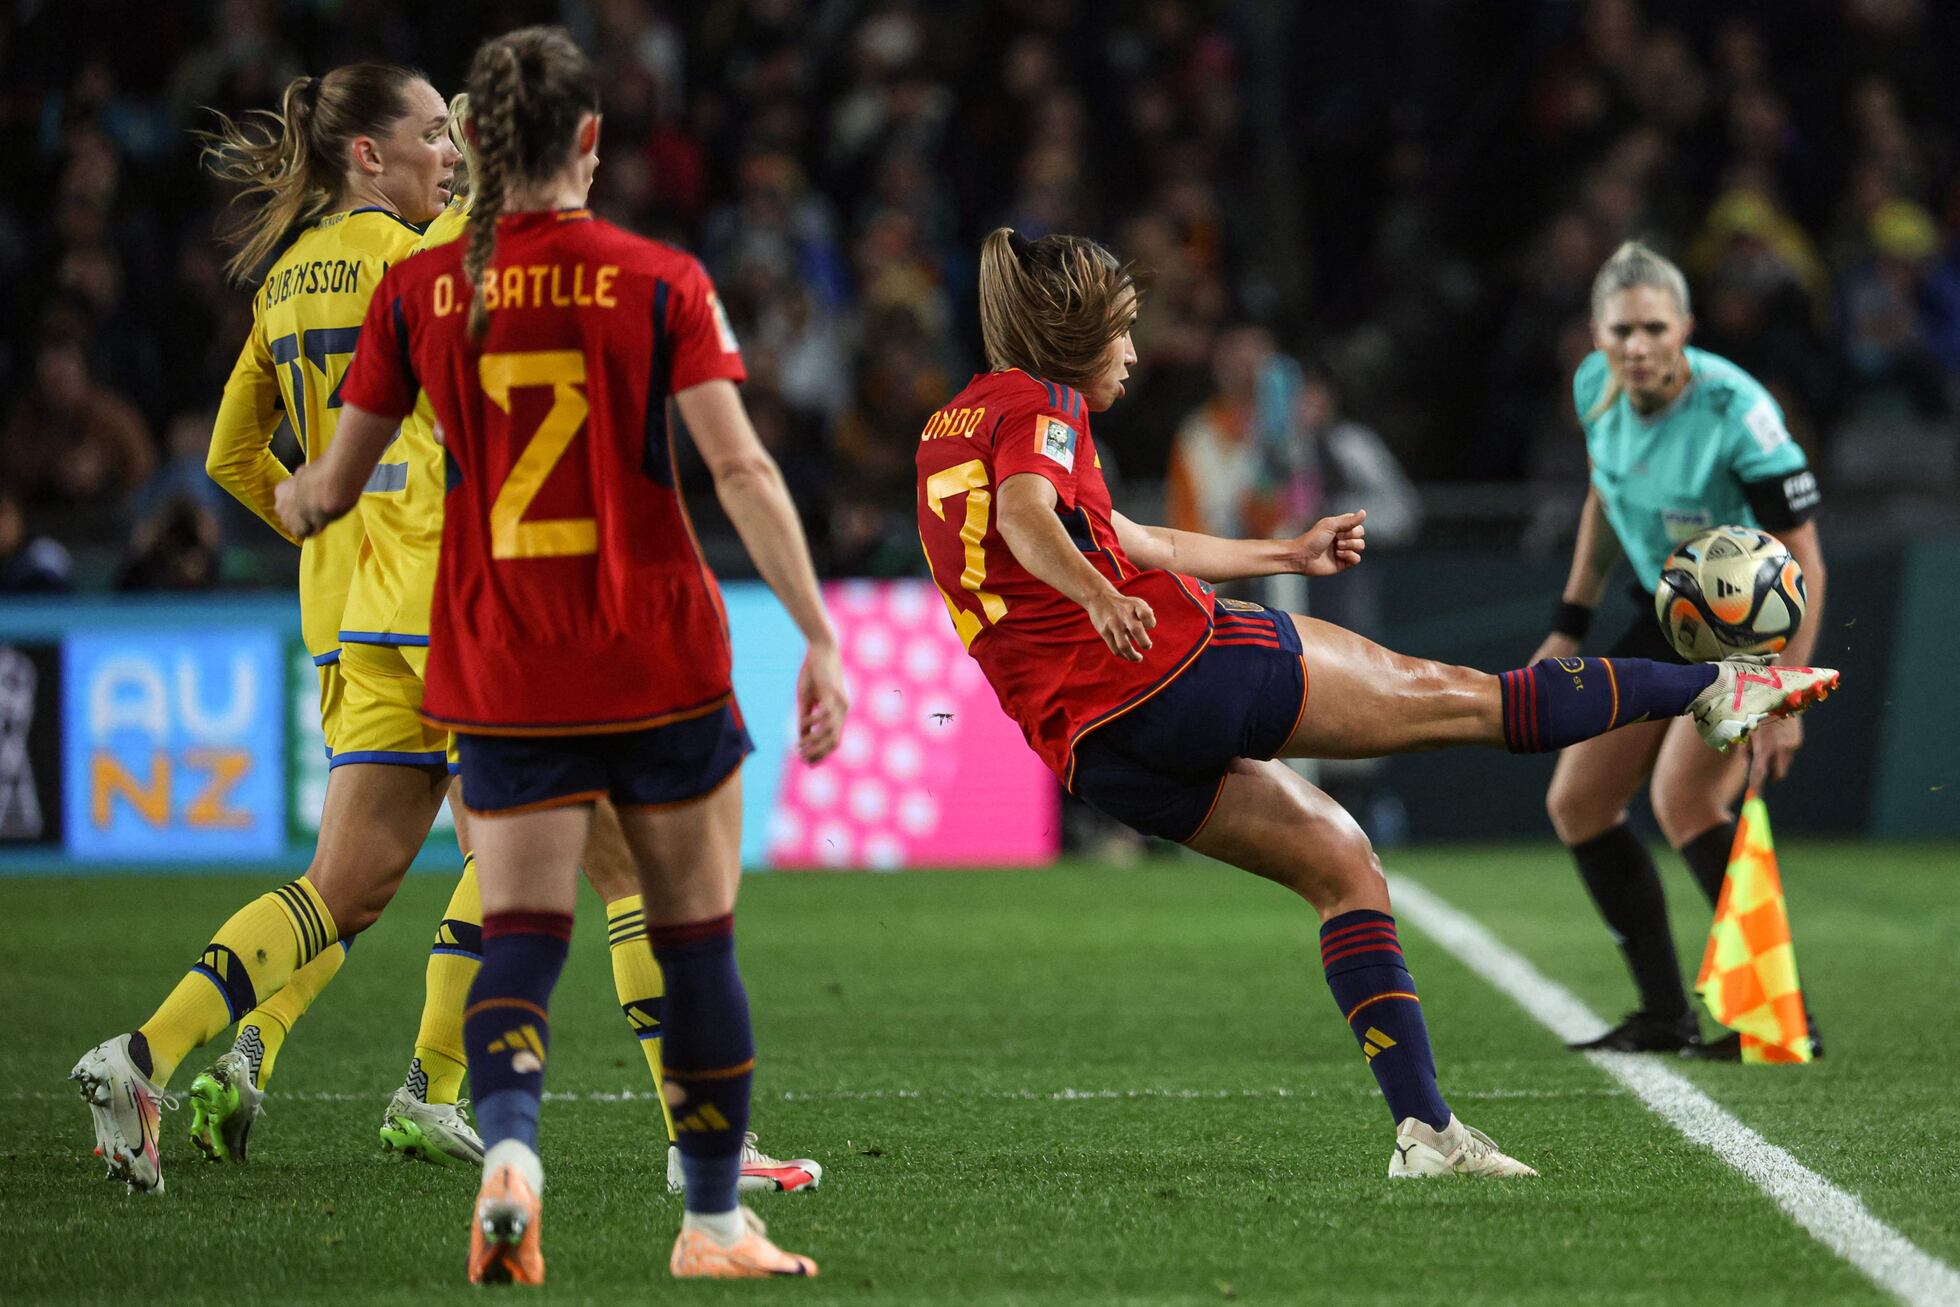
[468,1162,545,1285]
[670,1206,818,1279]
[71,1035,174,1195]
[1389,1115,1538,1179]
[665,1134,823,1194]
[187,1049,264,1163]
[379,1086,484,1166]
[1568,1010,1700,1053]
[1691,657,1838,752]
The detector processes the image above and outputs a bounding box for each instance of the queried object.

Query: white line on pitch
[1391,875,1960,1307]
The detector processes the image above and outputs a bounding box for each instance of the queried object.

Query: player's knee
[1546,776,1616,846]
[1272,799,1381,905]
[1650,783,1725,849]
[305,858,411,937]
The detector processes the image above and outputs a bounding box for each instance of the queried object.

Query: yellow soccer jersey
[336,199,470,647]
[208,206,426,659]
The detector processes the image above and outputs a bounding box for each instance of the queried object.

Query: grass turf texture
[3,842,1956,1305]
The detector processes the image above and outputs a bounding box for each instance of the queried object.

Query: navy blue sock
[651,914,753,1215]
[1320,910,1451,1129]
[463,911,572,1154]
[1500,658,1717,753]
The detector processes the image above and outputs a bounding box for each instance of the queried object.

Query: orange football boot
[670,1207,818,1279]
[468,1164,545,1285]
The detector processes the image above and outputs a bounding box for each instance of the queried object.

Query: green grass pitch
[3,841,1956,1305]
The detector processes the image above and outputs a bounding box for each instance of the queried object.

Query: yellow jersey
[336,199,471,646]
[208,206,427,660]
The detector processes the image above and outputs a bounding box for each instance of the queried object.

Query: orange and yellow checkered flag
[1694,790,1813,1064]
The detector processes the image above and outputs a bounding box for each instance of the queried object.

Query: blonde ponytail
[197,64,425,284]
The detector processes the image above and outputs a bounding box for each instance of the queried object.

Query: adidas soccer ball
[1653,525,1806,662]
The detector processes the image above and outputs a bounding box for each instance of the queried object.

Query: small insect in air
[930,711,955,725]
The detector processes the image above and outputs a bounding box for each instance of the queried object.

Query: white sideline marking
[1392,876,1960,1307]
[17,1084,1621,1106]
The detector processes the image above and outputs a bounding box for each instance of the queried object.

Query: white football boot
[378,1085,485,1166]
[1389,1115,1538,1178]
[71,1035,174,1194]
[666,1133,824,1194]
[1691,656,1838,752]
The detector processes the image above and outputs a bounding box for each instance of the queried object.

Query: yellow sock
[407,854,481,1104]
[606,894,677,1142]
[232,939,349,1088]
[136,877,336,1087]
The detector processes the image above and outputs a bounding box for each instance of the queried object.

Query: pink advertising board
[765,580,1060,869]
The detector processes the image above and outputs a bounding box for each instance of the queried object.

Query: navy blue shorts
[456,701,754,815]
[1067,601,1308,843]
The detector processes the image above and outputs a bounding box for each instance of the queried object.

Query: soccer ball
[1653,525,1806,662]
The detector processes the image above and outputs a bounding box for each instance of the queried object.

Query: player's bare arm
[1109,509,1367,581]
[276,401,401,539]
[1532,484,1626,664]
[996,471,1155,662]
[676,377,847,762]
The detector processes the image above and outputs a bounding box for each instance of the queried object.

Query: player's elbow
[709,450,781,497]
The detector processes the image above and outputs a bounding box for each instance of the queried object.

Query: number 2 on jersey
[480,350,596,560]
[924,458,1007,648]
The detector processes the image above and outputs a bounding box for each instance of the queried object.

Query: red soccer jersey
[916,369,1215,777]
[340,209,746,733]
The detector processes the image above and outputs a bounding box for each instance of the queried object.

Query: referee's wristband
[1550,601,1593,640]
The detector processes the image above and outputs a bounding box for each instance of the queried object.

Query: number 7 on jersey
[924,457,1007,648]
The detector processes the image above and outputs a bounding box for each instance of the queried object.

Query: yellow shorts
[325,642,456,771]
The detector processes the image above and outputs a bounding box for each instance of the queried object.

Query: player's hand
[275,469,319,540]
[796,640,849,764]
[1746,714,1802,790]
[1087,590,1155,662]
[1529,633,1581,664]
[1292,509,1367,577]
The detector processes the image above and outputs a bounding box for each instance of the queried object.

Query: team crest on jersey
[1038,417,1077,471]
[709,291,740,354]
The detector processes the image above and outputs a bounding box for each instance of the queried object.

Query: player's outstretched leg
[1275,616,1837,761]
[383,847,487,1166]
[1188,759,1537,1178]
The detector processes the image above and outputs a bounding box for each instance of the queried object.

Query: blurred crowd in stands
[2,0,1957,592]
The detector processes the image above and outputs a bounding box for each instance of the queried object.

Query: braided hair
[461,26,599,340]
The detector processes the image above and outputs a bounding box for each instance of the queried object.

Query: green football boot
[187,1049,264,1163]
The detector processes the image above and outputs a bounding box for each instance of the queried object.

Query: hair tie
[1007,230,1034,262]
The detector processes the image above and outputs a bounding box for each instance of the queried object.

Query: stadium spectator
[1,323,155,510]
[0,494,73,594]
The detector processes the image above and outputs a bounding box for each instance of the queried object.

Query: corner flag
[1693,790,1814,1064]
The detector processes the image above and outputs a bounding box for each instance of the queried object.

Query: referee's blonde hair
[1590,239,1692,322]
[1588,240,1693,417]
[196,64,427,284]
[978,229,1142,391]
